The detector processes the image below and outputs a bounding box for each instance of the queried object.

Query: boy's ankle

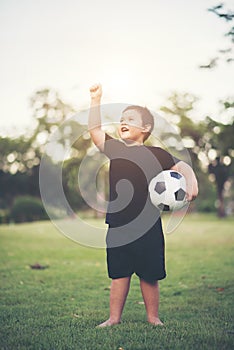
[147,317,164,326]
[97,318,121,328]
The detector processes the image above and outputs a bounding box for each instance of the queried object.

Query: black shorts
[106,221,166,283]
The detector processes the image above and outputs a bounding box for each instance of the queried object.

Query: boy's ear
[142,123,151,133]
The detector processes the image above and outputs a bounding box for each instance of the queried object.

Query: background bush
[10,196,48,223]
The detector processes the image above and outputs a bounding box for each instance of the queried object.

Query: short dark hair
[122,105,154,141]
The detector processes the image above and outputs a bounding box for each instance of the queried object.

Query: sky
[0,0,233,136]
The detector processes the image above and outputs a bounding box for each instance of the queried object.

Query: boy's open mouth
[121,126,129,132]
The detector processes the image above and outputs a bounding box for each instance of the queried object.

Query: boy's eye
[120,117,136,124]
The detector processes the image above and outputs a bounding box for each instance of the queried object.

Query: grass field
[0,213,233,350]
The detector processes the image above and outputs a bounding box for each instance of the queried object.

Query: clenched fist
[90,83,102,101]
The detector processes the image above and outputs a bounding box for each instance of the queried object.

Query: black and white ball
[149,170,187,211]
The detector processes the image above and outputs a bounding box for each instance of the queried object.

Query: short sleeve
[149,147,180,170]
[103,133,125,159]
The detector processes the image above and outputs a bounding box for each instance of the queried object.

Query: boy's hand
[90,83,102,102]
[170,161,198,202]
[88,83,105,151]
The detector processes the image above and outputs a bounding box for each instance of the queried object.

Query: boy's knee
[139,277,158,285]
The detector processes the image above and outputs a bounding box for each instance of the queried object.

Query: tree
[200,3,234,68]
[0,134,41,210]
[30,88,94,213]
[205,106,234,216]
[0,88,93,220]
[160,92,234,217]
[196,3,234,215]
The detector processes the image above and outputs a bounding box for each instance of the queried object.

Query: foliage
[0,89,93,220]
[30,88,76,147]
[10,196,48,223]
[160,92,234,216]
[0,135,40,174]
[0,215,233,349]
[199,3,234,68]
[194,171,217,213]
[29,89,92,213]
[1,85,233,220]
[0,167,40,208]
[0,209,10,224]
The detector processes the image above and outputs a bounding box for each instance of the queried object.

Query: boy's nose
[120,121,126,125]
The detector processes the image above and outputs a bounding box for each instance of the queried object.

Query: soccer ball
[149,170,187,211]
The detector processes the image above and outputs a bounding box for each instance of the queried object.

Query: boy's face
[118,109,145,143]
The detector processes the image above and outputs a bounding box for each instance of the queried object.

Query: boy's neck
[122,138,144,147]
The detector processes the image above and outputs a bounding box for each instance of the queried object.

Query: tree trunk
[217,188,226,218]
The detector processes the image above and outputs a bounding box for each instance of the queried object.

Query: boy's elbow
[89,129,105,151]
[194,179,199,197]
[173,161,194,174]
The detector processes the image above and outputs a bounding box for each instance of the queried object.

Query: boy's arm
[88,84,105,151]
[170,161,199,202]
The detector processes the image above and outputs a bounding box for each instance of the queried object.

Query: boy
[88,83,198,327]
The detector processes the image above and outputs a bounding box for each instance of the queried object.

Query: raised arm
[88,84,105,151]
[171,161,199,202]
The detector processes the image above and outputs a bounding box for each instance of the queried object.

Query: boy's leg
[140,279,163,325]
[97,276,131,327]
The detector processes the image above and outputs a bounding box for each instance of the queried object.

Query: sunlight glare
[101,69,135,102]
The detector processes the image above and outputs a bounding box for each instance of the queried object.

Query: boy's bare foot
[148,318,164,326]
[96,319,121,328]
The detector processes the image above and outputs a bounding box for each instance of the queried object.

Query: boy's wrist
[91,98,101,105]
[89,84,102,105]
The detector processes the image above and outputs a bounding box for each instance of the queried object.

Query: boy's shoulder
[145,145,167,153]
[145,145,161,150]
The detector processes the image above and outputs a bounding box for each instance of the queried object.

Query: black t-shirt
[103,134,180,228]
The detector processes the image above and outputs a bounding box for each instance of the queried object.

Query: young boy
[88,83,198,327]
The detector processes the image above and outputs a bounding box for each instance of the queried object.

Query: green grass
[0,214,233,350]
